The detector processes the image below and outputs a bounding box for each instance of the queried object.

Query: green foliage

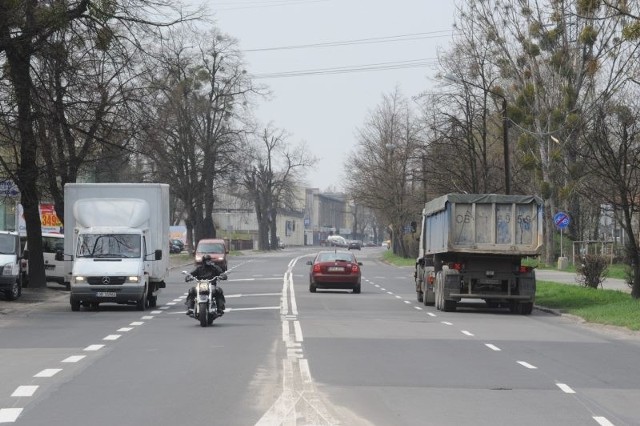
[382,250,415,266]
[622,22,640,40]
[579,26,599,46]
[576,0,601,16]
[95,27,114,51]
[576,254,609,288]
[540,181,552,199]
[536,281,640,330]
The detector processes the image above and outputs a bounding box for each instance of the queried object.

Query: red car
[307,251,362,294]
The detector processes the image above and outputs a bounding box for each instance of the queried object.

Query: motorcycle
[182,271,227,327]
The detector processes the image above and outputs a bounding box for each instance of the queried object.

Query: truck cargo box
[422,194,543,256]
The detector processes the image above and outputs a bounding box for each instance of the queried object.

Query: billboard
[16,203,63,235]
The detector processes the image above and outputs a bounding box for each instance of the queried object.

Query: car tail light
[313,264,321,272]
[426,274,434,284]
[351,264,359,273]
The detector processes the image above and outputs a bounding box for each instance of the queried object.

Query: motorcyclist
[185,254,226,316]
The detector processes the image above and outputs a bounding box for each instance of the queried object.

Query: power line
[251,58,438,79]
[244,30,454,52]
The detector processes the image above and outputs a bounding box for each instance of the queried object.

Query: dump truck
[414,194,543,315]
[59,183,170,311]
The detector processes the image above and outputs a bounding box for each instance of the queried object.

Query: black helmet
[202,254,212,263]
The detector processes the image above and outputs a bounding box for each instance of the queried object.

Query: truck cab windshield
[76,234,141,258]
[0,234,17,254]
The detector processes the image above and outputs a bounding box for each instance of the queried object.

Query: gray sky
[198,0,457,190]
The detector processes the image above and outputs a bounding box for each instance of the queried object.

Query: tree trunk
[7,44,47,288]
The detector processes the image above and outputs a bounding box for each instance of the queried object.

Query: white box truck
[59,183,170,311]
[414,194,543,315]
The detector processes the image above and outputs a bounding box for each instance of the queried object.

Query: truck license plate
[97,292,116,297]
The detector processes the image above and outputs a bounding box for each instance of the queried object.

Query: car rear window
[198,242,225,253]
[317,252,355,263]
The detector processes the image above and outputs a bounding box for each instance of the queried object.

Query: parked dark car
[170,239,185,252]
[169,241,182,253]
[347,240,361,250]
[306,250,362,294]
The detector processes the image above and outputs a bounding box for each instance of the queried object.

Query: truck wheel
[518,302,533,315]
[70,297,81,311]
[149,295,157,308]
[416,291,423,303]
[136,287,148,311]
[435,273,443,310]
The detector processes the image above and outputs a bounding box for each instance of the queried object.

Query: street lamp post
[444,74,511,195]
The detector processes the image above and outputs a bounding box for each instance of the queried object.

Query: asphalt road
[1,248,639,425]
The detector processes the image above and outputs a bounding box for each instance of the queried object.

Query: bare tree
[345,88,425,257]
[241,126,316,250]
[578,92,640,298]
[139,28,258,250]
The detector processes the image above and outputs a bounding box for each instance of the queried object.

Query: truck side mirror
[155,249,162,260]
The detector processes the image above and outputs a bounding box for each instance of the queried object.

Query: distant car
[195,238,228,271]
[306,250,362,294]
[169,242,181,254]
[170,239,185,252]
[347,240,361,250]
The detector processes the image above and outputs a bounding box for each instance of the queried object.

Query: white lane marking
[485,344,501,351]
[556,383,576,394]
[282,320,290,343]
[166,302,176,305]
[231,277,282,282]
[293,321,304,342]
[427,312,436,317]
[517,361,538,369]
[141,316,154,320]
[34,369,62,378]
[441,321,453,326]
[226,293,282,298]
[395,295,402,299]
[461,330,474,336]
[404,300,411,304]
[593,417,615,426]
[172,299,183,302]
[374,284,380,288]
[84,344,105,351]
[150,310,162,314]
[118,327,133,332]
[130,321,144,326]
[414,306,423,310]
[159,306,170,310]
[103,335,121,341]
[62,355,85,363]
[299,358,312,384]
[381,288,387,291]
[387,291,394,295]
[288,273,298,316]
[224,306,280,312]
[0,408,23,422]
[11,386,38,397]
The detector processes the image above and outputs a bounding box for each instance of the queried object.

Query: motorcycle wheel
[199,302,208,327]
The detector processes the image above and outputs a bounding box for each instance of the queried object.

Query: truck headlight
[127,276,139,283]
[2,263,13,276]
[74,276,86,283]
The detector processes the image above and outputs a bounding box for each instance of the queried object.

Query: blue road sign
[553,212,570,229]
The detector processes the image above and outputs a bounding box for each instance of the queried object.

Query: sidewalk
[536,269,630,293]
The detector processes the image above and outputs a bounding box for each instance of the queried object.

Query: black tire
[309,281,317,293]
[416,291,423,303]
[70,297,81,311]
[353,284,361,294]
[65,282,70,291]
[149,295,157,308]
[199,302,209,327]
[136,287,148,311]
[207,313,215,325]
[443,299,457,312]
[518,302,533,315]
[4,280,20,301]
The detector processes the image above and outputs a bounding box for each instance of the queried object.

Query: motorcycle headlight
[197,281,210,293]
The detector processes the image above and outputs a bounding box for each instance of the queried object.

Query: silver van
[0,231,22,300]
[22,233,66,288]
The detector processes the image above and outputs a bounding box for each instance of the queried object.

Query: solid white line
[556,383,576,394]
[84,344,105,351]
[414,306,423,310]
[282,320,290,343]
[103,335,121,341]
[461,330,474,336]
[517,361,538,369]
[485,344,501,351]
[299,358,312,384]
[293,321,303,342]
[117,327,133,332]
[34,369,62,378]
[441,321,453,326]
[62,355,86,363]
[427,312,436,317]
[11,386,38,397]
[289,274,298,316]
[130,321,144,326]
[0,408,23,422]
[226,293,282,298]
[593,416,615,426]
[225,306,280,312]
